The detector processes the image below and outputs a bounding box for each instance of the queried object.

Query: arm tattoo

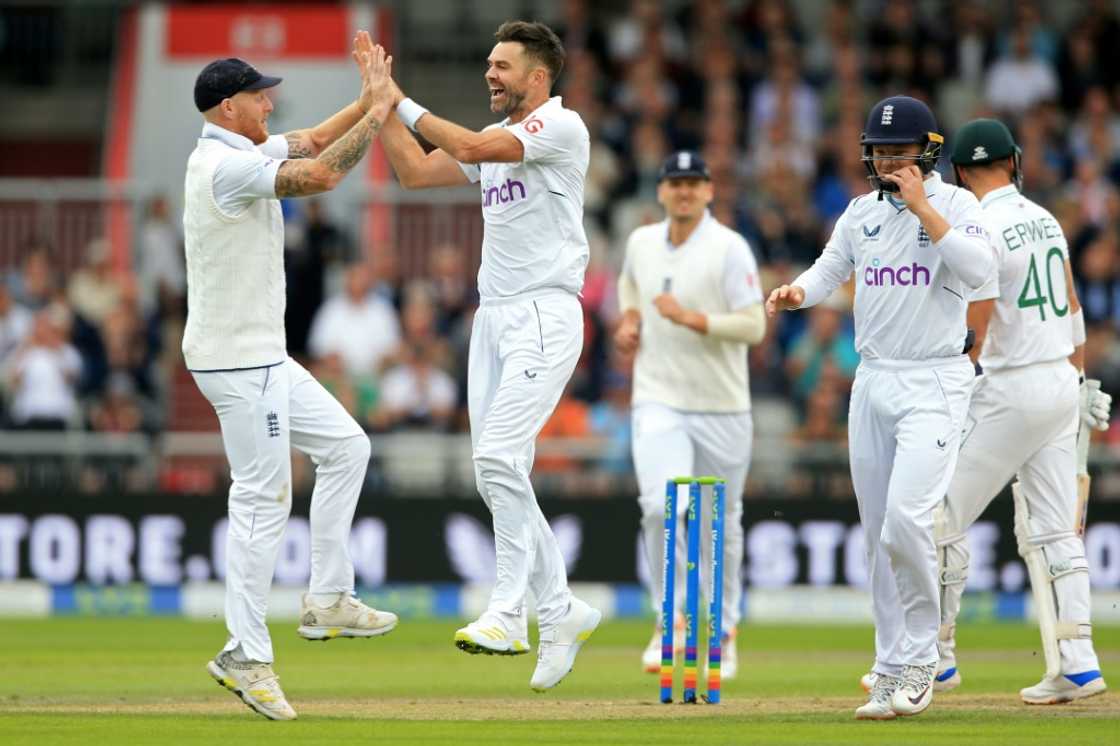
[273,115,383,198]
[284,132,315,159]
[275,161,318,198]
[320,115,382,174]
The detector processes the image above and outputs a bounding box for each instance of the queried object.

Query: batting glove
[1080,378,1112,432]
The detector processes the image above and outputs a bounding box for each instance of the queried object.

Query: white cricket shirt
[970,185,1074,371]
[458,97,590,301]
[623,212,763,412]
[794,172,993,360]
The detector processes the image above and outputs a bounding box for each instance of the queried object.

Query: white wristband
[396,98,429,132]
[1071,307,1086,346]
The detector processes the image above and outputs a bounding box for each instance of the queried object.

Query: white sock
[308,592,344,609]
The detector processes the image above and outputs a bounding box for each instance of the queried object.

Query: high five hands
[353,30,395,115]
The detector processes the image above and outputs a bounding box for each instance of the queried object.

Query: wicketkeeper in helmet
[924,118,1110,704]
[767,96,995,720]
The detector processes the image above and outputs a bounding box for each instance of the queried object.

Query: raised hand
[353,30,375,113]
[765,285,805,317]
[879,165,928,209]
[364,44,395,114]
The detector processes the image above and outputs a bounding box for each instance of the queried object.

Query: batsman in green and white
[868,118,1111,704]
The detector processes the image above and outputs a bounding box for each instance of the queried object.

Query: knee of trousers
[328,433,371,472]
[881,507,931,560]
[474,448,526,491]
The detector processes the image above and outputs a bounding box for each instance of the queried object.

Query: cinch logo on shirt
[482,178,527,207]
[864,258,931,287]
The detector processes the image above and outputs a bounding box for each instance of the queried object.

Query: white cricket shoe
[641,614,686,673]
[860,671,877,693]
[934,664,961,692]
[855,673,900,720]
[297,593,398,641]
[530,596,602,691]
[1021,671,1107,705]
[891,663,936,716]
[207,651,297,721]
[454,610,530,656]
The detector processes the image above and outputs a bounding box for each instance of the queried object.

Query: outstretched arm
[275,43,395,197]
[381,115,471,189]
[412,113,524,164]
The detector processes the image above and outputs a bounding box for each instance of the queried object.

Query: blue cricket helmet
[860,96,944,196]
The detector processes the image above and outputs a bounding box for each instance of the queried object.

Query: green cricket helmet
[949,118,1023,192]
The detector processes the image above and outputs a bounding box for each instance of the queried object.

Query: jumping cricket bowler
[930,118,1110,703]
[185,36,399,720]
[614,152,764,680]
[377,21,601,691]
[766,96,994,720]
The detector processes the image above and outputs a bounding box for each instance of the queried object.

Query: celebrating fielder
[186,36,399,721]
[614,152,764,680]
[929,118,1110,704]
[377,21,601,691]
[767,96,993,720]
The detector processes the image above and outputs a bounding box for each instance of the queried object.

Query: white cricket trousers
[937,359,1098,674]
[849,356,974,675]
[631,402,751,630]
[192,356,370,662]
[467,291,583,629]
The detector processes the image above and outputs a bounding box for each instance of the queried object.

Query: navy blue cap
[658,151,710,181]
[194,58,283,112]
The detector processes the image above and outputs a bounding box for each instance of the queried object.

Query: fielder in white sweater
[185,36,398,722]
[615,151,764,681]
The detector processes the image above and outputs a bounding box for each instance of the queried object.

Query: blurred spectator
[88,372,144,433]
[428,243,476,335]
[984,26,1059,118]
[286,199,349,357]
[866,0,935,89]
[536,384,591,472]
[1075,228,1120,327]
[5,307,81,429]
[1068,87,1120,175]
[608,0,687,67]
[67,237,125,327]
[372,340,457,432]
[308,261,401,377]
[785,297,859,407]
[588,369,632,474]
[136,195,185,319]
[7,248,54,311]
[747,49,819,148]
[369,245,402,310]
[554,0,610,72]
[1057,25,1104,112]
[312,352,377,426]
[0,283,31,365]
[1062,157,1120,230]
[791,380,847,445]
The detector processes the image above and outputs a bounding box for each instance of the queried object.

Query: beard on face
[496,86,526,117]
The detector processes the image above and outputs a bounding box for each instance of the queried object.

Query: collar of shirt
[663,209,712,251]
[500,96,561,127]
[980,183,1019,208]
[200,121,258,152]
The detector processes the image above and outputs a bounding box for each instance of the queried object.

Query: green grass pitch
[1,618,1116,744]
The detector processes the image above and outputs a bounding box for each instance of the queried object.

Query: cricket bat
[1075,414,1091,537]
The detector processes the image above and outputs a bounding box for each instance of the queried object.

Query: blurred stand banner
[1,492,1118,593]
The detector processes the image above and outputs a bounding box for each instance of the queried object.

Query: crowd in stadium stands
[1,0,1119,468]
